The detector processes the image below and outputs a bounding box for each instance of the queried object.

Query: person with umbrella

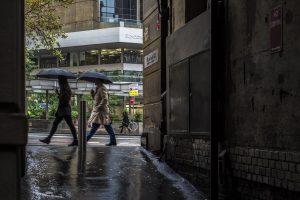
[38,69,78,146]
[78,71,117,146]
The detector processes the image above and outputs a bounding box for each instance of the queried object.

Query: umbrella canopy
[36,68,76,79]
[78,71,113,84]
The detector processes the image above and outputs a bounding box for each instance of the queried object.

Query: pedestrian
[39,76,78,146]
[86,79,117,146]
[119,111,130,133]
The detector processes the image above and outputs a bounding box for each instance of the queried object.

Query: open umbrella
[36,68,76,79]
[77,71,113,84]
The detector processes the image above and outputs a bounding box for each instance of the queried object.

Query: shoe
[68,139,78,146]
[39,137,51,144]
[105,143,117,146]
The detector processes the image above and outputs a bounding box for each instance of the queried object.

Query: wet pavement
[21,134,206,200]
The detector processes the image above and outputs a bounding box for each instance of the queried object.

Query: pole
[78,100,86,173]
[133,97,135,116]
[129,96,132,116]
[45,89,49,120]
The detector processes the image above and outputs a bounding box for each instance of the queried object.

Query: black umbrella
[36,68,76,79]
[78,71,113,84]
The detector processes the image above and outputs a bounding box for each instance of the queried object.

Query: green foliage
[109,95,122,121]
[27,93,46,118]
[27,93,59,119]
[25,0,73,58]
[25,49,38,79]
[71,110,78,119]
[27,98,42,118]
[134,111,142,122]
[25,0,74,80]
[81,94,94,114]
[109,95,122,107]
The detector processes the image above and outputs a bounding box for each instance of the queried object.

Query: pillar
[0,1,28,199]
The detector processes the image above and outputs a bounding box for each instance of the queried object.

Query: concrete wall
[165,10,211,197]
[56,0,98,32]
[171,0,185,32]
[143,1,162,152]
[226,0,300,151]
[225,0,300,198]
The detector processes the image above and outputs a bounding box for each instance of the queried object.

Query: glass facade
[70,52,78,67]
[40,56,57,68]
[100,0,138,22]
[79,50,99,66]
[123,49,142,64]
[102,70,143,83]
[100,48,121,64]
[38,48,142,67]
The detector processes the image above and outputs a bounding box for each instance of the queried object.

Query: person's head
[58,76,69,89]
[95,79,103,87]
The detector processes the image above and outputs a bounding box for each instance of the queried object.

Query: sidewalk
[21,134,206,200]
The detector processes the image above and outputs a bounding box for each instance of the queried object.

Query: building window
[40,55,57,68]
[100,48,121,64]
[70,52,78,67]
[123,49,143,64]
[100,0,138,22]
[79,50,99,66]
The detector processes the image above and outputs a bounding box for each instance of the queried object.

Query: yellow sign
[129,90,138,96]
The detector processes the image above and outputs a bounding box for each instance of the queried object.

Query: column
[0,1,27,199]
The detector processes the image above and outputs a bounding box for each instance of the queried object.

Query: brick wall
[228,146,300,199]
[166,135,211,196]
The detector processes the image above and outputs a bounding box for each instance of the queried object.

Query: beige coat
[88,85,111,125]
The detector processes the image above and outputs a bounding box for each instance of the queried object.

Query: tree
[25,0,73,54]
[25,0,73,77]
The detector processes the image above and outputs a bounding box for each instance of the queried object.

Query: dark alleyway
[21,134,205,200]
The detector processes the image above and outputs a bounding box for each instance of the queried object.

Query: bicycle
[119,119,138,133]
[128,120,138,132]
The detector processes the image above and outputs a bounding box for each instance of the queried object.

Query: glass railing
[108,75,143,83]
[98,17,143,28]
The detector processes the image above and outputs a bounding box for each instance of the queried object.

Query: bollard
[78,100,87,173]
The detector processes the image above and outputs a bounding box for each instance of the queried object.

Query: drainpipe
[157,0,169,152]
[211,0,225,199]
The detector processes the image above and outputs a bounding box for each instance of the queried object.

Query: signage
[270,5,282,53]
[125,34,142,40]
[129,90,138,97]
[129,83,139,96]
[130,97,135,105]
[144,49,159,68]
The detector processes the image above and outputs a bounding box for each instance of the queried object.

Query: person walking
[119,111,130,133]
[39,76,78,146]
[86,79,117,146]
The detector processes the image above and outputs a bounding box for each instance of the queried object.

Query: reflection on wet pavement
[21,146,206,200]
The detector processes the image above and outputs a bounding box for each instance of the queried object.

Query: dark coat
[122,112,130,127]
[55,87,71,117]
